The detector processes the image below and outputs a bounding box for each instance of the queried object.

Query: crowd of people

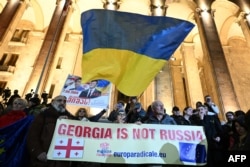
[0,90,249,167]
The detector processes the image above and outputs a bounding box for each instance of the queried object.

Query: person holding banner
[26,95,74,167]
[72,107,105,167]
[113,108,127,124]
[107,101,125,122]
[75,107,107,122]
[126,102,146,123]
[146,100,176,125]
[144,100,176,167]
[125,96,138,114]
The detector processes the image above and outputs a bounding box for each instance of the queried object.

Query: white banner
[48,119,208,166]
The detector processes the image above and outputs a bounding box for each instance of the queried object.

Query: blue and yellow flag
[81,9,194,96]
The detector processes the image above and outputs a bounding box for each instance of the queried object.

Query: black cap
[172,106,179,112]
[30,97,41,105]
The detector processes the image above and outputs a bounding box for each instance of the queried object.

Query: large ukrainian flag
[81,9,194,96]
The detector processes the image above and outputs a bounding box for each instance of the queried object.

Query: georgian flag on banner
[53,138,84,159]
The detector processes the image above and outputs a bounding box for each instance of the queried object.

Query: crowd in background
[0,89,249,167]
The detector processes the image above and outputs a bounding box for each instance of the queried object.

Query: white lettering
[241,155,246,162]
[228,155,235,162]
[235,155,240,162]
[228,155,247,162]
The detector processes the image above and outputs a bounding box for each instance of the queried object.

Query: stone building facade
[0,0,250,119]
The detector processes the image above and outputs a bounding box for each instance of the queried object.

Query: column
[194,4,240,115]
[231,0,250,28]
[0,0,28,53]
[24,0,73,95]
[181,43,204,107]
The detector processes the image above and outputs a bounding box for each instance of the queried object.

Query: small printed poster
[61,75,111,108]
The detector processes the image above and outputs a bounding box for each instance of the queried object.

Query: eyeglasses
[14,102,23,105]
[56,99,66,103]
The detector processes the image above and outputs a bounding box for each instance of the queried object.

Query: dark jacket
[79,89,101,98]
[196,115,223,149]
[171,115,187,125]
[126,109,146,123]
[231,132,250,151]
[107,109,118,122]
[146,114,176,125]
[26,106,74,167]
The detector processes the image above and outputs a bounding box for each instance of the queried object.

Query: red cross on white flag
[53,138,84,159]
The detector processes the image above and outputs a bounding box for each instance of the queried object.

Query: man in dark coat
[196,105,223,167]
[26,95,74,167]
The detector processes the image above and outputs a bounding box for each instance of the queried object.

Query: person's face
[173,110,181,116]
[226,113,234,122]
[12,99,26,111]
[78,109,87,117]
[131,98,137,103]
[205,96,212,103]
[197,106,206,115]
[89,81,97,89]
[204,106,208,114]
[185,107,193,116]
[117,112,126,123]
[75,79,82,87]
[52,96,67,112]
[116,103,123,110]
[235,122,247,136]
[153,102,164,115]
